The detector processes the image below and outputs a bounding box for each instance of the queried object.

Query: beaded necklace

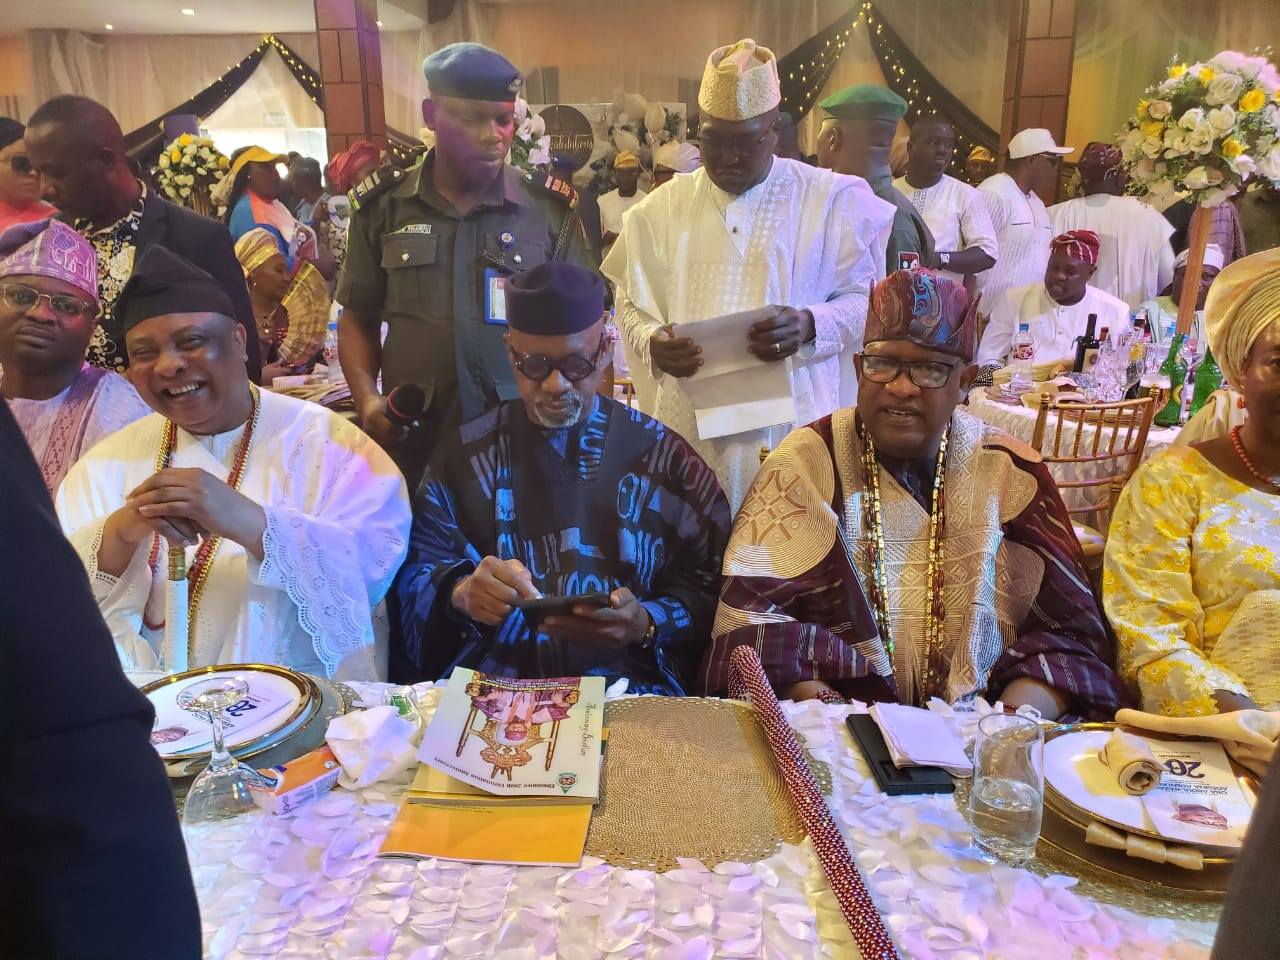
[859,418,950,702]
[1230,425,1280,493]
[145,385,262,657]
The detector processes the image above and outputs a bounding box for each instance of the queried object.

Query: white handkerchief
[325,706,416,789]
[869,702,972,776]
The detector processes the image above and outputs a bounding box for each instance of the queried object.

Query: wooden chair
[1030,397,1157,569]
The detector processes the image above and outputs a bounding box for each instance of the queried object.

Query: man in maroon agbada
[701,268,1127,720]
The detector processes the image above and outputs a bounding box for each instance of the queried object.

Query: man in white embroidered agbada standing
[602,38,893,508]
[57,247,411,680]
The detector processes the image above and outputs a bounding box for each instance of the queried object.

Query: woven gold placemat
[586,697,806,871]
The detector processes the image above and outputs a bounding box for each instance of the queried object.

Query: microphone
[385,384,427,428]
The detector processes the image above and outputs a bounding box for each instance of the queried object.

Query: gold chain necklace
[859,419,949,703]
[146,385,261,659]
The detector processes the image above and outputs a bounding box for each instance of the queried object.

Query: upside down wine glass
[181,676,262,838]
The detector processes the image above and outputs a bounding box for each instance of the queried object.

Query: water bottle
[322,317,343,383]
[1009,323,1035,394]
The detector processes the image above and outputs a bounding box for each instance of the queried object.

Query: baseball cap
[1006,128,1072,160]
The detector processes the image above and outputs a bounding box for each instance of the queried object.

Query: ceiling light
[104,23,114,29]
[181,8,196,15]
[375,20,383,27]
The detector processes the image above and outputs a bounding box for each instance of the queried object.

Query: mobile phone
[846,713,955,796]
[517,592,612,629]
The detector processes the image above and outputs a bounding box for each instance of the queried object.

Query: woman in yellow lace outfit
[1105,248,1280,716]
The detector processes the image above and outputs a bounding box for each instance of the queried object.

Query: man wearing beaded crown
[56,246,411,680]
[602,38,895,509]
[702,269,1126,720]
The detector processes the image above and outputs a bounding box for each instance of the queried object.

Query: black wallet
[846,713,955,795]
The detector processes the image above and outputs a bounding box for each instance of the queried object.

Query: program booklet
[417,668,605,801]
[1138,737,1254,848]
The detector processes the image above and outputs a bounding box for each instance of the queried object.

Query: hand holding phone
[532,587,652,648]
[451,556,540,626]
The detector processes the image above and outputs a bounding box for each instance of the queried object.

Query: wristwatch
[939,252,952,268]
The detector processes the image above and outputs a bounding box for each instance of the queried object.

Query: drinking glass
[968,713,1044,864]
[181,676,261,835]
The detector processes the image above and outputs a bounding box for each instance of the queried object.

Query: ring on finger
[774,341,783,355]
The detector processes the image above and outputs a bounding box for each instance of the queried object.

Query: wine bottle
[1153,332,1188,428]
[1083,326,1109,374]
[1073,313,1099,373]
[1188,348,1223,418]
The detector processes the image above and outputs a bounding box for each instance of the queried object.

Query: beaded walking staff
[727,646,900,959]
[858,418,949,703]
[147,385,262,671]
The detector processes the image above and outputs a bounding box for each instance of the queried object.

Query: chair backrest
[1030,396,1156,525]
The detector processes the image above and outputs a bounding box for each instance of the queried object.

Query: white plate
[147,668,304,758]
[1044,728,1155,835]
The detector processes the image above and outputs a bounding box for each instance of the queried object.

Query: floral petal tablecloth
[966,390,1181,517]
[190,687,1218,960]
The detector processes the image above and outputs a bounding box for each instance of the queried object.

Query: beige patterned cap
[698,39,781,122]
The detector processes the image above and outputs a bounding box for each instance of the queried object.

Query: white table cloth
[966,390,1180,516]
[189,685,1218,960]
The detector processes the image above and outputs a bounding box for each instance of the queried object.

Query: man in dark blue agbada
[397,262,731,694]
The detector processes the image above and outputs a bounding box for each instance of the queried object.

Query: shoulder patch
[348,162,410,214]
[526,170,579,210]
[983,429,1043,465]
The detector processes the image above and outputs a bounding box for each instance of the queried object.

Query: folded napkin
[1097,729,1162,795]
[325,706,417,789]
[1084,820,1204,871]
[1114,708,1280,777]
[869,702,973,776]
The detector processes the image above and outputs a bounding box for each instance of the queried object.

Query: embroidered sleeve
[1103,452,1249,716]
[253,433,410,679]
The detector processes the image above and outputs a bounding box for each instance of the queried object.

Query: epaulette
[348,161,413,214]
[523,169,579,210]
[983,430,1043,465]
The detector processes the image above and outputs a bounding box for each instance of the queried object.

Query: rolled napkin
[1085,821,1204,871]
[1097,728,1162,795]
[1114,708,1280,777]
[325,705,417,789]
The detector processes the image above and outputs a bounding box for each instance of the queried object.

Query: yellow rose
[1222,137,1245,158]
[1168,63,1187,79]
[1198,66,1215,84]
[1239,88,1266,113]
[1137,98,1151,117]
[169,147,181,163]
[179,133,194,146]
[1139,118,1164,138]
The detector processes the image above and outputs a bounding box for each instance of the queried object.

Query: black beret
[506,262,605,336]
[423,43,521,102]
[117,246,236,334]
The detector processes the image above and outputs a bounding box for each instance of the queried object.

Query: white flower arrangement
[508,97,551,172]
[1120,49,1280,207]
[155,133,229,213]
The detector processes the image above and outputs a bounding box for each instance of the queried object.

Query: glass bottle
[1189,348,1223,418]
[1153,332,1188,428]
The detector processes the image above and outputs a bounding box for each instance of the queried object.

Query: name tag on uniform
[484,268,507,325]
[392,224,433,235]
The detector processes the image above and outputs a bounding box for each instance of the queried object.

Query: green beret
[423,42,521,102]
[819,84,907,121]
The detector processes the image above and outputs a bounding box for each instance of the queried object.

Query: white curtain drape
[20,30,323,133]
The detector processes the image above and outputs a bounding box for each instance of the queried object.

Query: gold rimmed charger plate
[1041,722,1237,896]
[142,663,319,771]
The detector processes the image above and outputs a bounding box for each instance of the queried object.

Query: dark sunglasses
[0,282,96,319]
[509,333,610,383]
[857,353,959,389]
[7,155,33,175]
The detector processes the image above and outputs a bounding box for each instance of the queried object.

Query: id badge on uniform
[484,268,508,325]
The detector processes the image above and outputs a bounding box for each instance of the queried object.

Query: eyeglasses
[857,353,959,389]
[698,118,778,158]
[7,155,32,175]
[0,282,97,319]
[509,333,610,383]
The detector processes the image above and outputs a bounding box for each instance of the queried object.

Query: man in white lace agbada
[57,246,411,680]
[602,38,893,508]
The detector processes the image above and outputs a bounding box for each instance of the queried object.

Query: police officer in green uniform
[335,42,595,485]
